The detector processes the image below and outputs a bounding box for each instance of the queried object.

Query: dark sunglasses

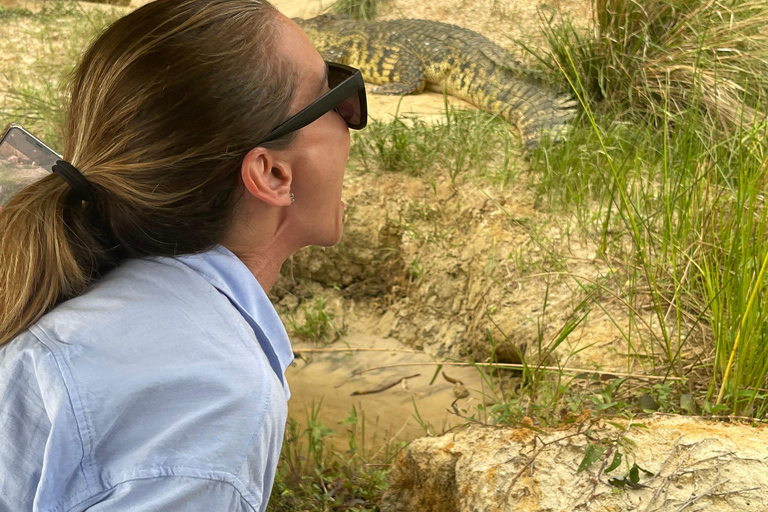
[259,62,367,144]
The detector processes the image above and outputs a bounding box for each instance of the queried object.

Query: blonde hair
[0,0,297,344]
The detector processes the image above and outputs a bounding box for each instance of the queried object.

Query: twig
[348,361,682,381]
[710,486,760,497]
[502,430,587,505]
[674,479,729,512]
[350,374,421,396]
[586,425,631,510]
[652,412,768,424]
[294,347,422,354]
[584,447,611,511]
[646,439,684,487]
[442,371,463,384]
[683,451,735,469]
[644,439,710,512]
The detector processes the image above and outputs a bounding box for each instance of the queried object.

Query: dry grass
[542,0,768,132]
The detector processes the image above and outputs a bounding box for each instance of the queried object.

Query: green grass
[0,1,121,148]
[326,0,380,21]
[268,403,395,511]
[351,99,521,187]
[536,0,768,134]
[519,0,768,416]
[286,296,346,344]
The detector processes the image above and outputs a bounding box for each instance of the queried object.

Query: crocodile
[295,15,578,147]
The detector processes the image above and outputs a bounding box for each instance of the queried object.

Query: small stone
[453,382,469,399]
[638,393,659,411]
[680,393,699,414]
[279,293,299,311]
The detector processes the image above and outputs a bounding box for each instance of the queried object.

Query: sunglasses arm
[259,73,365,144]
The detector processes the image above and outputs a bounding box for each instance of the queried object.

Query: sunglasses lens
[328,65,363,128]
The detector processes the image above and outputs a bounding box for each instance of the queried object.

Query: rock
[491,340,526,365]
[380,416,768,512]
[637,393,659,411]
[452,382,469,399]
[380,440,460,512]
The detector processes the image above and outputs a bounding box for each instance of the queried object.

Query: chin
[302,229,341,248]
[302,211,344,247]
[317,229,343,247]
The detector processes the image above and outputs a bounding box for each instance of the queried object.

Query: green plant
[587,378,629,414]
[326,0,380,21]
[269,402,395,512]
[287,296,345,343]
[351,102,518,186]
[577,419,653,490]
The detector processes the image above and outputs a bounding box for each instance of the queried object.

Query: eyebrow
[318,63,329,94]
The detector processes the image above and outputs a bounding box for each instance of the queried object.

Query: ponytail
[0,175,114,343]
[0,0,297,345]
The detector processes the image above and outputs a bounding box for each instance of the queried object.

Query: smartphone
[0,123,61,207]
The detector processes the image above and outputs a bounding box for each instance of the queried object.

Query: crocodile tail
[517,92,579,148]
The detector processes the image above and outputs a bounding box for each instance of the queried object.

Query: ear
[240,147,293,207]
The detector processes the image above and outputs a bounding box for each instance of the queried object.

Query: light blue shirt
[0,245,294,512]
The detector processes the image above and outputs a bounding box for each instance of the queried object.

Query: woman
[0,0,367,510]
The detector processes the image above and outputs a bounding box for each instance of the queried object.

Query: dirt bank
[262,0,674,443]
[381,416,768,511]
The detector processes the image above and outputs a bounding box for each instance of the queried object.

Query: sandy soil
[277,168,669,445]
[261,0,662,445]
[0,0,666,447]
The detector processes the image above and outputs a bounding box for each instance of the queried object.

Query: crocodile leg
[366,51,426,95]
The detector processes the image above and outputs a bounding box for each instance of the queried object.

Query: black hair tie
[52,160,94,204]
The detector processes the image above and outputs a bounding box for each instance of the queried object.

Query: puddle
[286,330,491,446]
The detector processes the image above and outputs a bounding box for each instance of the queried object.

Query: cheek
[330,116,352,165]
[336,100,356,123]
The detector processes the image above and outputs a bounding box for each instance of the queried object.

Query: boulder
[381,415,768,511]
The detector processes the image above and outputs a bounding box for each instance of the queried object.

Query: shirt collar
[171,245,294,398]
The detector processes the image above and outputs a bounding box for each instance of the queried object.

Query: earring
[290,192,295,204]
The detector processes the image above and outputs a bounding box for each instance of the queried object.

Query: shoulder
[34,256,253,369]
[3,258,288,512]
[0,331,89,511]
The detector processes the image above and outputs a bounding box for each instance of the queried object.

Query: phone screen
[0,125,61,207]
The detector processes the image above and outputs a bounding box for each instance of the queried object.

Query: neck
[220,206,302,292]
[220,193,307,292]
[227,242,293,292]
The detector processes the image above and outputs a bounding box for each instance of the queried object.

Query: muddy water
[286,331,490,445]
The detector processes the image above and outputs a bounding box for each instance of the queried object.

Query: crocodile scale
[296,14,578,147]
